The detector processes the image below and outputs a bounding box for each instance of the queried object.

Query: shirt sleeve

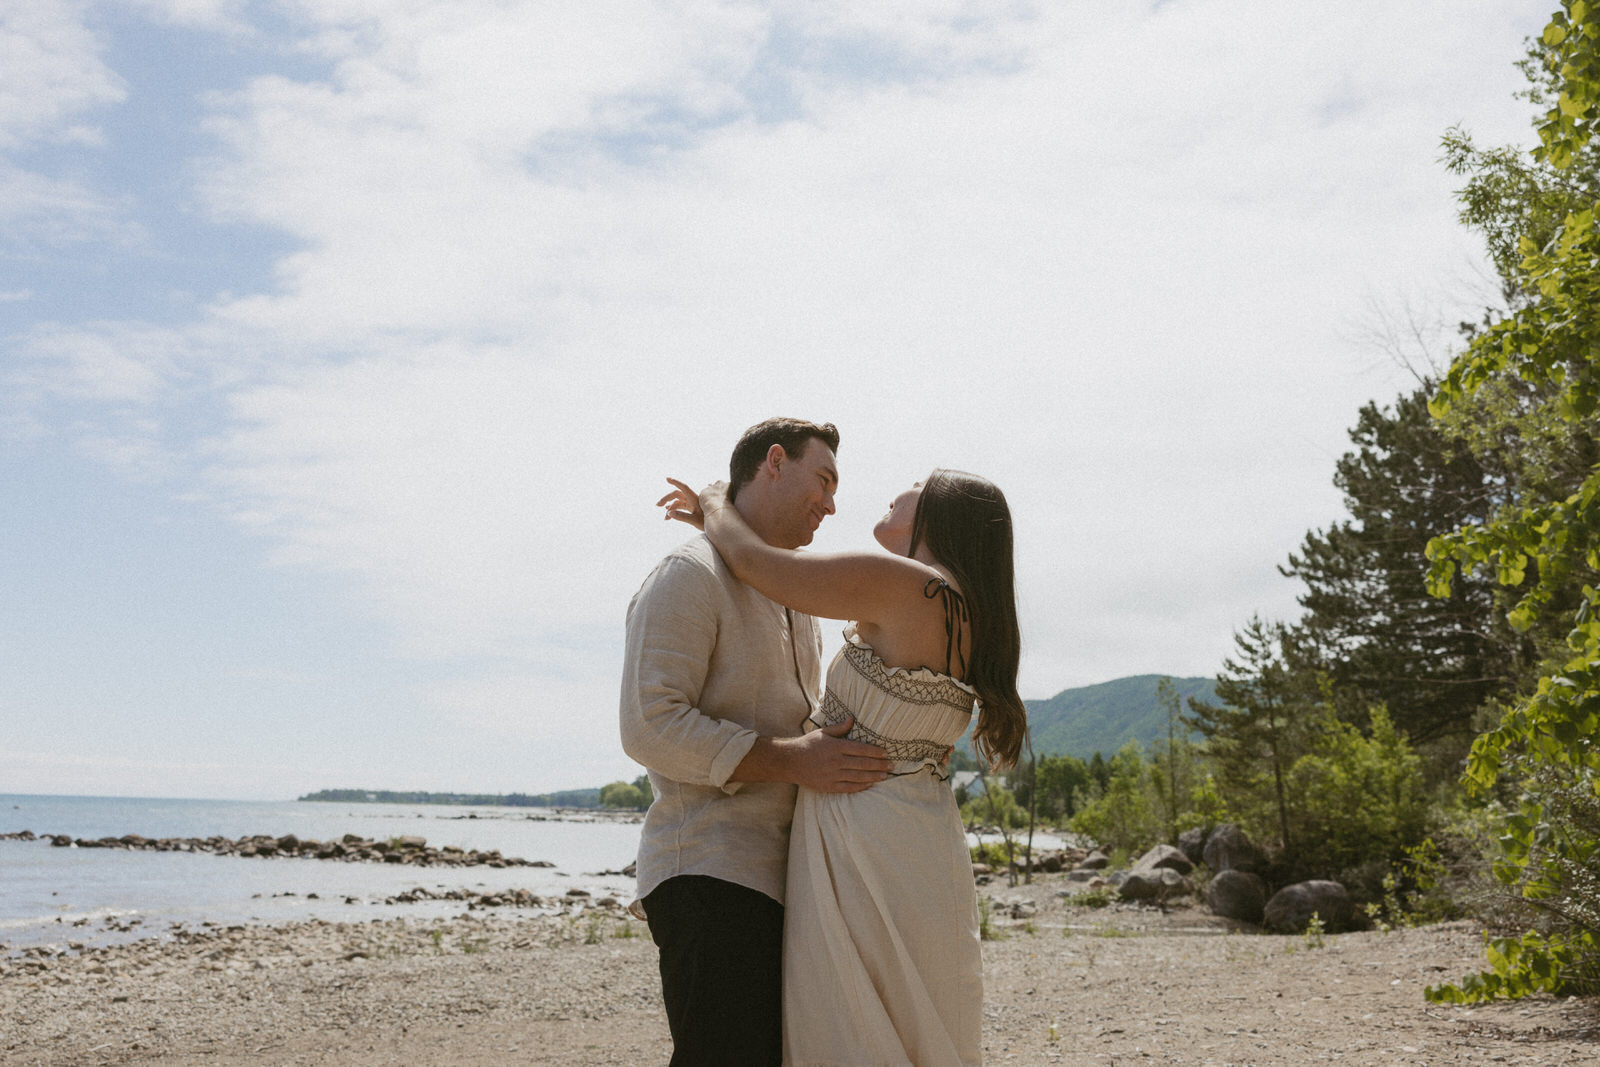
[619,552,757,794]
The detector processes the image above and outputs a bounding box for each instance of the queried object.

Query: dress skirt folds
[782,625,983,1067]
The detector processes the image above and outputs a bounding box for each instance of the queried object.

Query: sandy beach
[4,868,1597,1066]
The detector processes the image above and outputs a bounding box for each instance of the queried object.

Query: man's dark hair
[727,418,840,502]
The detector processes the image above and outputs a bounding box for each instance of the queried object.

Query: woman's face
[873,483,923,557]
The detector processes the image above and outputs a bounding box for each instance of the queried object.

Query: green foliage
[1060,888,1115,909]
[960,780,1029,830]
[1150,677,1202,840]
[978,896,1005,941]
[1427,929,1600,1003]
[1030,753,1092,822]
[1366,838,1461,932]
[1284,706,1429,879]
[1068,741,1164,854]
[1302,912,1329,951]
[1424,0,1600,1003]
[1182,773,1230,831]
[598,774,653,810]
[969,841,1012,867]
[1282,386,1539,759]
[1186,618,1320,858]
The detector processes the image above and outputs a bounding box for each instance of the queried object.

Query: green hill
[1024,674,1217,759]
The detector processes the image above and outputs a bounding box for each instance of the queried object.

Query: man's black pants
[643,874,784,1067]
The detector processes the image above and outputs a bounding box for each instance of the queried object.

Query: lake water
[0,794,644,952]
[1,794,1078,955]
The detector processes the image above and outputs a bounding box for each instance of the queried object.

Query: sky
[0,0,1554,801]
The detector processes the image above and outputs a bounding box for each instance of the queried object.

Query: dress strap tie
[922,577,969,679]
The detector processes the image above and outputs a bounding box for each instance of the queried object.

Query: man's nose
[823,492,836,515]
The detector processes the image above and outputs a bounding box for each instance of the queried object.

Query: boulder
[1177,826,1210,867]
[396,835,427,850]
[1117,867,1192,902]
[1201,823,1260,873]
[1133,843,1193,875]
[1077,850,1110,870]
[1263,880,1355,933]
[1206,869,1267,924]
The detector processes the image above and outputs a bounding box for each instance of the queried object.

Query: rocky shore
[4,868,1596,1065]
[0,829,571,870]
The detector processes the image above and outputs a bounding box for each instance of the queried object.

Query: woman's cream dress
[783,621,982,1067]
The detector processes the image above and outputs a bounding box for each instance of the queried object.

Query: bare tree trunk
[1023,734,1038,885]
[980,775,1019,888]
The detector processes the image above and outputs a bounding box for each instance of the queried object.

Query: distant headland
[298,788,602,808]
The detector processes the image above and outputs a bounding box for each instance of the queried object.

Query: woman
[661,469,1025,1067]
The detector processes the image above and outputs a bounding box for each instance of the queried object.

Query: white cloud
[123,0,253,33]
[0,2,136,253]
[0,2,123,147]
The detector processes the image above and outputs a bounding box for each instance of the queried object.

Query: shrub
[1284,706,1428,879]
[1068,742,1164,855]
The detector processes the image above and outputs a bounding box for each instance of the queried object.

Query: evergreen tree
[1185,617,1318,859]
[1150,676,1198,840]
[1281,386,1534,753]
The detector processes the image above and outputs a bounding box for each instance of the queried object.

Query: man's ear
[763,443,789,479]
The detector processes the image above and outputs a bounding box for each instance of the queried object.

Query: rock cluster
[0,830,552,869]
[1086,823,1361,934]
[383,886,628,911]
[970,847,1089,885]
[1010,823,1363,934]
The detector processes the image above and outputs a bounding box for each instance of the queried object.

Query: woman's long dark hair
[909,469,1026,770]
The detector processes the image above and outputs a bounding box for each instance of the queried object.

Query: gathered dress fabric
[783,622,982,1067]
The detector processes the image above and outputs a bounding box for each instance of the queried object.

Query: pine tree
[1184,617,1318,859]
[1280,386,1536,753]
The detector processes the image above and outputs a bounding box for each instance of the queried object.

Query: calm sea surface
[0,794,643,952]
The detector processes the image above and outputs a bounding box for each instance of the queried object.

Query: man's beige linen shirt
[621,534,822,915]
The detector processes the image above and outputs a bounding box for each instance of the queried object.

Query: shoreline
[5,871,1596,1065]
[0,811,643,957]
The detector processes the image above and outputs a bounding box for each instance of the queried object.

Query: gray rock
[1077,850,1110,870]
[1117,867,1193,902]
[1263,880,1355,933]
[1133,843,1193,875]
[1206,869,1267,924]
[999,898,1037,919]
[1177,826,1210,867]
[1202,823,1260,873]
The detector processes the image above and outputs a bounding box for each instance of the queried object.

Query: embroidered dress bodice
[809,617,976,778]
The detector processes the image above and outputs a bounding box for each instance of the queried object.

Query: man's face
[771,437,838,549]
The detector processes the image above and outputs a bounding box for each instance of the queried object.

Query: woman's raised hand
[658,478,707,529]
[697,480,730,519]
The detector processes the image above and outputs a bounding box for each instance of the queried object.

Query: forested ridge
[298,787,603,808]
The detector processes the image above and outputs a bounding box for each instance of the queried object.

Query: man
[620,417,891,1066]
